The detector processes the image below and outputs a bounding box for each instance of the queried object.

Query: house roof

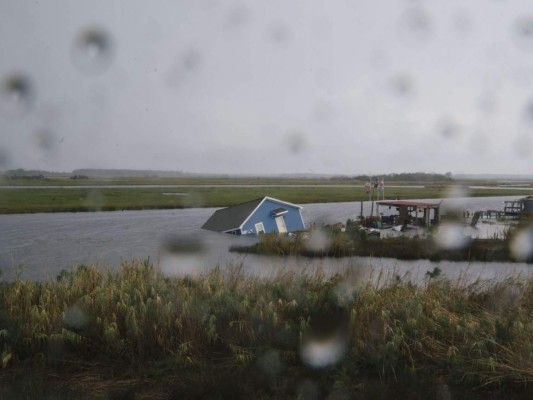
[201,197,301,233]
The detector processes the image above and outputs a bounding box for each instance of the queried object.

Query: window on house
[255,222,265,234]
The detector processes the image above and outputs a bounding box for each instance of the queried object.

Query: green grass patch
[1,181,532,214]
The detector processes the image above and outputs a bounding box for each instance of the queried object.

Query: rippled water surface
[0,196,530,281]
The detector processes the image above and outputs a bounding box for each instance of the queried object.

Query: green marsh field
[1,176,532,214]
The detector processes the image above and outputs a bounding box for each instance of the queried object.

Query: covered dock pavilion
[376,200,441,227]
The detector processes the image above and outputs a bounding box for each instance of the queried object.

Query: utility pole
[378,177,385,201]
[365,179,372,217]
[370,177,374,217]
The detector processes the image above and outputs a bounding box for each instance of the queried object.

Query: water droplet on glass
[333,269,366,307]
[305,229,331,252]
[398,6,432,45]
[509,226,533,261]
[285,131,308,154]
[440,187,473,245]
[0,74,34,117]
[269,21,291,44]
[334,282,358,308]
[445,185,470,199]
[389,73,414,97]
[64,305,89,330]
[71,28,114,75]
[434,222,470,250]
[83,190,105,211]
[437,117,461,140]
[181,48,203,71]
[522,99,533,125]
[300,333,347,368]
[166,48,203,89]
[452,10,472,33]
[159,235,206,276]
[161,235,205,255]
[226,3,250,27]
[33,129,58,155]
[182,191,206,208]
[512,15,533,53]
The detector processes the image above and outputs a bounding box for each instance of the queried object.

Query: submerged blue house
[201,196,305,235]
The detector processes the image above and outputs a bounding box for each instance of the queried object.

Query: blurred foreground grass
[1,260,533,398]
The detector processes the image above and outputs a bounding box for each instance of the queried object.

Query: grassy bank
[1,181,532,214]
[1,260,532,398]
[230,225,533,263]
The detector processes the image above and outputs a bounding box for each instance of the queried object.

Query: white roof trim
[263,196,303,210]
[271,209,288,216]
[238,196,303,230]
[298,208,305,229]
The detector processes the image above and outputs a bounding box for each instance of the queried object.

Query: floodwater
[0,196,531,282]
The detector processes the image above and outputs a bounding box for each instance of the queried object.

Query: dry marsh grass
[1,260,533,398]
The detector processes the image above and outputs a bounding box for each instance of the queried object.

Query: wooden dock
[469,196,533,226]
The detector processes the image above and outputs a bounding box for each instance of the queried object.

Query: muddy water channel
[0,196,531,281]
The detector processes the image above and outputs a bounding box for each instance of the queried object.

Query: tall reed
[1,259,532,396]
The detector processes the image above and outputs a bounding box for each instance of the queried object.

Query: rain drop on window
[71,28,115,76]
[512,15,533,53]
[389,73,415,97]
[398,6,433,46]
[434,222,471,250]
[0,74,34,117]
[285,131,308,154]
[33,129,58,156]
[268,21,291,44]
[521,98,533,125]
[509,226,533,262]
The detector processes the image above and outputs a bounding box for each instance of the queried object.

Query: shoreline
[231,234,533,264]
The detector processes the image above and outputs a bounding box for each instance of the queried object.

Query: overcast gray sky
[1,0,533,175]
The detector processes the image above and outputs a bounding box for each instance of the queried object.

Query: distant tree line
[71,169,188,178]
[330,172,453,182]
[4,174,47,181]
[2,169,69,178]
[2,168,453,182]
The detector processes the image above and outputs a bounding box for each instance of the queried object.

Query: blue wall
[242,198,304,234]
